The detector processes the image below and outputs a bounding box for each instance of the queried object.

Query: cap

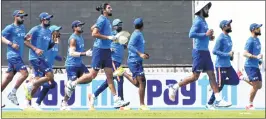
[13,10,28,17]
[133,18,143,25]
[49,25,62,32]
[71,20,85,28]
[39,12,53,20]
[112,19,123,26]
[219,19,232,29]
[250,23,263,32]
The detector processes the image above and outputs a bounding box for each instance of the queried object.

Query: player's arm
[92,18,116,40]
[68,38,90,57]
[1,26,18,49]
[128,34,148,59]
[189,20,213,39]
[90,24,96,32]
[24,27,39,51]
[212,37,230,57]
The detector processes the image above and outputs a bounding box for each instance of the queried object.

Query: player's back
[93,15,112,49]
[65,33,84,67]
[2,23,26,59]
[189,16,210,51]
[45,44,59,67]
[127,30,145,63]
[27,25,52,60]
[111,30,125,63]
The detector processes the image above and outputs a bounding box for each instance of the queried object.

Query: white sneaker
[65,80,75,98]
[205,104,216,110]
[167,84,177,102]
[60,100,71,111]
[88,94,96,110]
[32,103,42,111]
[7,93,19,105]
[113,97,130,109]
[215,99,232,107]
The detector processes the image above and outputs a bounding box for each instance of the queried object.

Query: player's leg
[205,51,231,107]
[123,72,139,87]
[225,66,240,85]
[112,61,125,101]
[1,65,15,92]
[2,64,15,107]
[6,57,28,105]
[168,49,201,101]
[245,67,262,110]
[206,67,226,110]
[25,59,54,100]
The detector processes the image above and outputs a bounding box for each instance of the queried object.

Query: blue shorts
[66,63,89,81]
[30,58,53,77]
[192,49,214,73]
[244,67,262,82]
[216,66,239,86]
[91,47,112,71]
[128,61,145,79]
[6,56,27,73]
[112,61,121,71]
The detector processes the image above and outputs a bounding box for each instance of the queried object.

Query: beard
[17,20,24,25]
[225,28,232,33]
[255,32,261,36]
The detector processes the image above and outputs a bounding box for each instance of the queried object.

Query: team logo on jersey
[15,28,20,33]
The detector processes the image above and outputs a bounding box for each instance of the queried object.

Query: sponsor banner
[2,72,265,109]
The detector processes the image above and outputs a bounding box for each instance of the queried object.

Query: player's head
[250,23,262,36]
[113,19,123,32]
[49,25,62,41]
[220,19,232,33]
[39,12,53,27]
[134,18,144,30]
[96,3,112,16]
[72,20,85,33]
[195,1,212,18]
[13,10,28,25]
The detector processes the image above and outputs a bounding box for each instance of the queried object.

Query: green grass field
[2,110,265,118]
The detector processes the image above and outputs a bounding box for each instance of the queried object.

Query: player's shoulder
[4,24,15,30]
[97,15,107,22]
[192,16,203,25]
[30,25,41,32]
[246,37,253,43]
[69,33,77,40]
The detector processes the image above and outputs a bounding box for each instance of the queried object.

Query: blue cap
[250,23,263,32]
[49,25,62,33]
[13,10,28,17]
[39,12,53,20]
[71,20,85,28]
[112,19,122,26]
[133,18,143,25]
[219,19,232,29]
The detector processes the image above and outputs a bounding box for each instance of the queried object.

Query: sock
[113,94,119,101]
[173,83,180,90]
[71,81,77,86]
[214,93,221,101]
[11,88,17,94]
[249,102,253,106]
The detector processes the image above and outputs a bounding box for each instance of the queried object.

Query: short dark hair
[135,23,143,29]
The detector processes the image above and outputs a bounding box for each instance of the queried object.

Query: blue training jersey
[213,33,233,67]
[26,25,53,60]
[244,37,261,68]
[65,33,85,67]
[111,31,125,63]
[189,16,210,51]
[2,23,26,59]
[93,15,112,49]
[127,30,145,62]
[45,44,60,67]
